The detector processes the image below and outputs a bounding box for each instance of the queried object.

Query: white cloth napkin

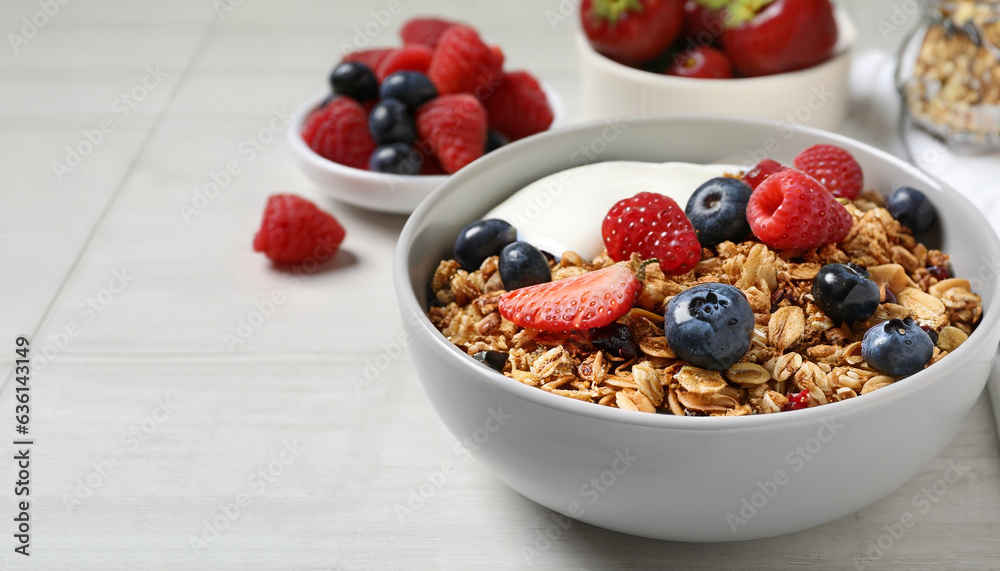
[840,50,1000,430]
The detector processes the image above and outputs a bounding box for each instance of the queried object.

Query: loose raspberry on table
[253,194,346,265]
[416,94,487,174]
[483,71,553,141]
[301,97,376,170]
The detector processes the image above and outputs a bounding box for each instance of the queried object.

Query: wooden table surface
[1,1,998,569]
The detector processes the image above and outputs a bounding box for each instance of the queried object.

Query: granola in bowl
[425,147,983,417]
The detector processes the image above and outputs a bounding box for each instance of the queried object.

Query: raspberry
[602,192,701,276]
[301,97,376,170]
[793,144,864,199]
[483,71,554,141]
[746,169,854,250]
[428,25,504,96]
[742,159,787,190]
[420,154,446,175]
[783,389,811,411]
[342,48,393,72]
[416,94,487,174]
[376,45,434,81]
[253,194,346,265]
[401,17,455,49]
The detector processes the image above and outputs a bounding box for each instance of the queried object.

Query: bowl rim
[394,114,1000,431]
[287,84,565,186]
[574,6,858,85]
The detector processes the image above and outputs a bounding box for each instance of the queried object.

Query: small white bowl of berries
[288,17,560,215]
[575,0,857,130]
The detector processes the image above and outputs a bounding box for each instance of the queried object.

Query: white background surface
[1,0,998,569]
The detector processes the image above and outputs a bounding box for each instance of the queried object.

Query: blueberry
[588,323,638,360]
[684,177,753,247]
[887,186,936,233]
[454,219,517,271]
[369,143,422,175]
[329,62,378,102]
[811,263,880,324]
[498,241,551,291]
[861,317,934,377]
[379,71,438,111]
[485,129,509,153]
[664,283,754,370]
[473,350,508,372]
[369,99,417,145]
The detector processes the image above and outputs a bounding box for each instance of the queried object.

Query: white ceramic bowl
[393,116,1000,542]
[576,9,857,130]
[288,86,563,215]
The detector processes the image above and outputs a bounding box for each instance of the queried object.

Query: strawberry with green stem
[580,0,686,65]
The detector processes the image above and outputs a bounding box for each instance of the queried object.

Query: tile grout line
[1,17,222,395]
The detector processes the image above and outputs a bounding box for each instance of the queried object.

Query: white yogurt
[484,161,741,259]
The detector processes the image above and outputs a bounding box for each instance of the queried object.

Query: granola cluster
[427,192,982,416]
[903,1,1000,145]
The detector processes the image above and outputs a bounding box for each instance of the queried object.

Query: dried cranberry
[783,389,811,411]
[927,265,952,281]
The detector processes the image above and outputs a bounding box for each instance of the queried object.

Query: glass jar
[896,0,1000,151]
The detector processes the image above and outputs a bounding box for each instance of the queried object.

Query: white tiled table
[1,1,998,569]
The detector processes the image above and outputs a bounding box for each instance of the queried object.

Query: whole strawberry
[253,194,346,265]
[498,262,641,332]
[301,97,377,170]
[483,71,554,141]
[427,25,504,96]
[602,192,701,275]
[793,144,863,199]
[745,169,853,250]
[416,94,488,174]
[581,0,686,65]
[721,0,838,77]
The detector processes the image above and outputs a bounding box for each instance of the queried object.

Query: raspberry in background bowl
[575,6,857,129]
[287,17,562,215]
[393,116,1000,541]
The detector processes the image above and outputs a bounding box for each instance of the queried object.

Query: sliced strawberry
[721,0,838,77]
[793,144,864,199]
[580,0,686,65]
[498,263,640,332]
[742,158,787,190]
[746,169,853,250]
[602,192,701,275]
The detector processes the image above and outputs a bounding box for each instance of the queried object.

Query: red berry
[420,154,446,176]
[742,159,787,190]
[667,46,733,78]
[498,263,640,332]
[793,144,864,199]
[376,44,434,81]
[483,71,554,141]
[301,97,376,170]
[401,17,456,49]
[580,0,686,65]
[342,48,394,72]
[721,0,838,77]
[682,1,724,41]
[927,264,952,281]
[416,94,488,174]
[746,169,853,250]
[782,389,811,411]
[428,25,504,96]
[602,192,701,275]
[253,194,346,265]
